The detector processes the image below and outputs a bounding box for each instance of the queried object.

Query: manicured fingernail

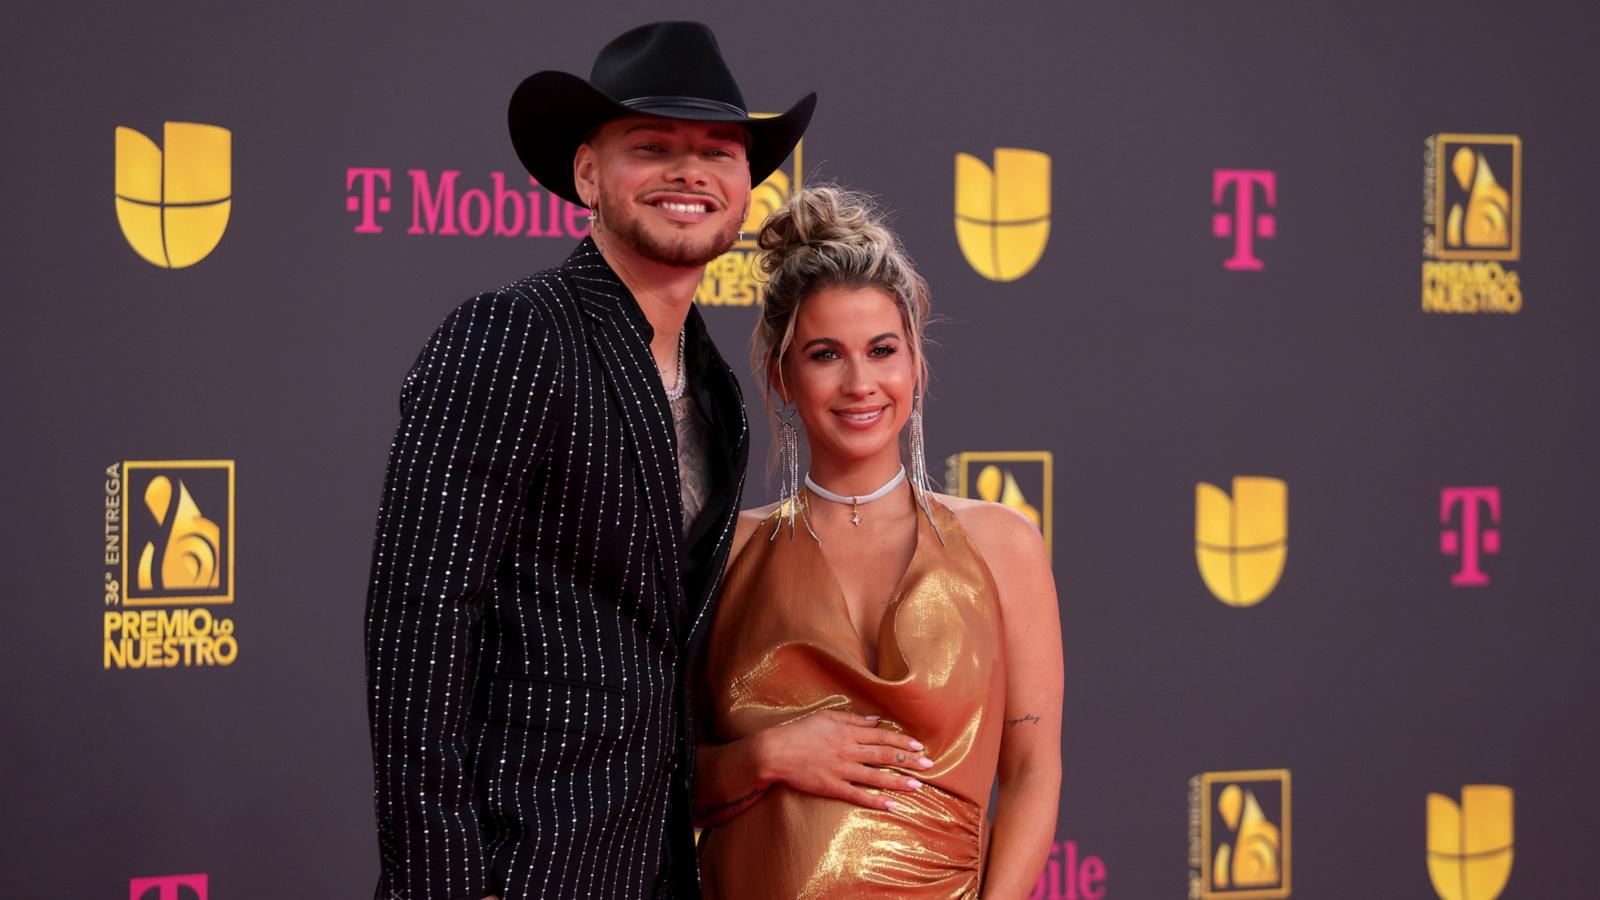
[909,740,924,751]
[907,779,923,790]
[865,715,881,721]
[918,757,934,769]
[885,799,899,811]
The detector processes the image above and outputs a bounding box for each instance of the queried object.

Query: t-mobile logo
[1440,487,1501,586]
[129,873,207,900]
[1212,169,1277,271]
[344,166,590,238]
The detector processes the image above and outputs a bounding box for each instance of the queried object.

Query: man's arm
[364,290,555,900]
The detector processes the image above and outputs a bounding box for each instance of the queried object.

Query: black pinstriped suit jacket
[364,239,748,900]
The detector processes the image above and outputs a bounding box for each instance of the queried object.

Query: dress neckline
[803,486,939,673]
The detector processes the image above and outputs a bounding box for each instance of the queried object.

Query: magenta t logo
[346,167,393,234]
[129,873,208,900]
[1212,169,1277,270]
[1440,487,1501,586]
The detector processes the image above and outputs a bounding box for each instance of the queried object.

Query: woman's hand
[755,710,934,809]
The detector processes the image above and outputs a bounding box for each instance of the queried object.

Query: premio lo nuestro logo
[946,450,1052,552]
[103,460,238,669]
[695,114,803,308]
[1189,769,1290,899]
[1421,134,1522,313]
[115,122,231,268]
[954,148,1051,282]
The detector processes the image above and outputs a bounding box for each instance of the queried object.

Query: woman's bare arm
[958,500,1064,899]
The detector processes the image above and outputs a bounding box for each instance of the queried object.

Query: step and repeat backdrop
[4,1,1597,897]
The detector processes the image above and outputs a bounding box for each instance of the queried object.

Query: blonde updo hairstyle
[752,185,933,411]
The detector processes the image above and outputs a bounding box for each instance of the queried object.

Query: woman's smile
[832,405,890,428]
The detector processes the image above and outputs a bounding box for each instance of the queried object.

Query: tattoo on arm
[1005,713,1042,727]
[695,785,769,820]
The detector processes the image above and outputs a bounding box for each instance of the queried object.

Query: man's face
[575,116,752,269]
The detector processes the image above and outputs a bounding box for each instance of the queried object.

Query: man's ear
[573,144,598,208]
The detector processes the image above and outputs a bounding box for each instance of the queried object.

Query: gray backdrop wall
[4,1,1597,897]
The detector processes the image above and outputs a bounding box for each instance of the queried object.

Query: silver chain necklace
[660,327,687,401]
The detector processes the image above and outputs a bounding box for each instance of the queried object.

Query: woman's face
[779,285,917,472]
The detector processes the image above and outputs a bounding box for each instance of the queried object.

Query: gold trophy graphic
[137,476,222,591]
[975,464,1042,528]
[1446,147,1511,249]
[1212,784,1283,890]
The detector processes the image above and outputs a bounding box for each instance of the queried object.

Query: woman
[694,186,1064,898]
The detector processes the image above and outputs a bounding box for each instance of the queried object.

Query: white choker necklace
[804,466,907,527]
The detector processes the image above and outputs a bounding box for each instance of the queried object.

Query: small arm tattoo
[1005,713,1042,727]
[696,785,769,820]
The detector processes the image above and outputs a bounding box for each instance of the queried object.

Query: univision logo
[954,147,1051,281]
[1427,785,1514,900]
[1195,476,1288,607]
[115,122,231,268]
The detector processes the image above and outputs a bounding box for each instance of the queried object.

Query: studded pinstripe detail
[365,240,748,899]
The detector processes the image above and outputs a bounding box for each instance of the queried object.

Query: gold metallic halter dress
[696,494,1005,899]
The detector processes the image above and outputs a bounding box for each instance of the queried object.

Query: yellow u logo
[954,148,1050,281]
[115,122,232,268]
[1428,786,1514,900]
[1195,476,1288,607]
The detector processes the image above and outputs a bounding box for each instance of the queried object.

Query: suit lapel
[564,241,688,636]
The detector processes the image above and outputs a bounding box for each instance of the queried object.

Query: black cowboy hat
[509,21,816,208]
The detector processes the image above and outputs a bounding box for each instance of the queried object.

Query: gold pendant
[850,498,861,526]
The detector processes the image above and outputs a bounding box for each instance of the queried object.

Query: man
[363,22,815,900]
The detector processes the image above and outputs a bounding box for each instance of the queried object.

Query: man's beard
[597,188,739,268]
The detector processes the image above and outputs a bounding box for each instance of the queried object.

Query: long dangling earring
[773,403,819,543]
[907,393,944,543]
[774,404,799,538]
[587,200,599,231]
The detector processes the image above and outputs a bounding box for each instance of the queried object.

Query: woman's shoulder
[939,494,1048,568]
[940,494,1041,541]
[938,494,1056,620]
